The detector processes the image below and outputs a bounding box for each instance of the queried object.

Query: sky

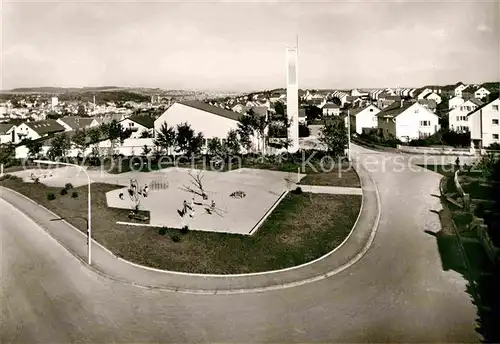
[1,0,499,92]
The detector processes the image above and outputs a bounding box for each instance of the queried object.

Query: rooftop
[179,101,242,121]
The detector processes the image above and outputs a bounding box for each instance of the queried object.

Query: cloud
[477,24,492,32]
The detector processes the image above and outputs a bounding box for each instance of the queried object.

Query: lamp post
[34,160,92,265]
[346,109,351,161]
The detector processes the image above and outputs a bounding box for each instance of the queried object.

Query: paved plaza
[12,166,305,235]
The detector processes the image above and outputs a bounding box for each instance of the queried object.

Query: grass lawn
[0,177,362,274]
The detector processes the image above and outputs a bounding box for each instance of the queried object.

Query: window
[369,108,373,112]
[493,134,499,140]
[493,105,499,111]
[420,120,430,126]
[493,119,499,125]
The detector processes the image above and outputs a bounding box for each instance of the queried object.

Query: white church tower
[286,42,299,153]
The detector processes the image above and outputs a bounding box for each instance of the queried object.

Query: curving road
[1,145,479,343]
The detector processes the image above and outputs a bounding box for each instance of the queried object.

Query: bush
[158,227,167,236]
[65,183,73,190]
[292,186,303,195]
[60,188,68,195]
[180,226,189,234]
[299,124,310,138]
[171,234,181,242]
[47,192,56,201]
[0,174,11,181]
[71,191,79,198]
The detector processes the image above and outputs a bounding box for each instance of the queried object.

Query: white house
[474,87,491,100]
[119,115,155,139]
[15,120,66,142]
[322,103,341,116]
[448,99,483,133]
[448,96,465,110]
[468,98,500,148]
[350,104,380,135]
[154,101,258,152]
[231,103,246,113]
[0,123,17,144]
[454,82,469,97]
[377,101,440,141]
[423,92,442,104]
[417,88,433,100]
[56,116,99,132]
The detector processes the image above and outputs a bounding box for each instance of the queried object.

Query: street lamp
[34,160,92,265]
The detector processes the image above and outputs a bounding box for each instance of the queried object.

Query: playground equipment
[149,175,169,191]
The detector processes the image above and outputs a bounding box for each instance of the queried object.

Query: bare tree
[181,170,207,199]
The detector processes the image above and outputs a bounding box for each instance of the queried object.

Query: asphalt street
[0,145,479,343]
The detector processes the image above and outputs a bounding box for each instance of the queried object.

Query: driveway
[0,144,479,342]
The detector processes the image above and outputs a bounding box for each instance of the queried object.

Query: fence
[471,217,500,264]
[397,145,475,156]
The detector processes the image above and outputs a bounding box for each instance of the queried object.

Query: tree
[154,122,176,155]
[319,116,348,156]
[77,104,86,116]
[274,101,285,117]
[207,137,223,156]
[189,132,205,156]
[72,129,88,157]
[24,138,43,159]
[0,143,15,166]
[224,129,240,155]
[140,131,153,138]
[305,106,322,122]
[331,97,342,106]
[141,145,152,157]
[237,113,255,152]
[176,123,194,154]
[47,133,71,160]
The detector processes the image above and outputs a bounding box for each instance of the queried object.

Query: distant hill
[6,86,120,93]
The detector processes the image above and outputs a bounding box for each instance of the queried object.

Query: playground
[11,166,303,235]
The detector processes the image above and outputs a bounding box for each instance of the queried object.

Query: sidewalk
[0,158,380,294]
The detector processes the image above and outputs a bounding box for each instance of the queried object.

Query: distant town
[0,81,499,160]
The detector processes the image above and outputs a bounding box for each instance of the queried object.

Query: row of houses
[348,97,500,148]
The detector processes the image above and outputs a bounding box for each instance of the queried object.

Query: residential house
[120,115,155,139]
[474,87,491,100]
[377,101,440,142]
[468,98,500,148]
[454,82,468,97]
[322,103,341,116]
[377,95,401,109]
[154,101,257,152]
[94,113,126,125]
[448,96,465,110]
[417,88,433,100]
[417,99,437,113]
[423,91,442,104]
[345,96,363,107]
[56,116,99,132]
[0,123,17,144]
[349,104,380,135]
[448,98,483,133]
[462,86,479,100]
[329,91,349,106]
[231,103,247,114]
[15,120,65,142]
[350,89,368,97]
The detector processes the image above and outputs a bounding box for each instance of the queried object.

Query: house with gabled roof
[474,86,491,100]
[448,98,483,133]
[15,120,65,142]
[454,82,469,97]
[0,123,17,144]
[349,104,380,135]
[377,101,440,141]
[154,101,258,152]
[467,98,500,148]
[322,103,341,116]
[120,115,155,139]
[56,116,99,132]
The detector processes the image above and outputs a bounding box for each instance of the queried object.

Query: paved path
[0,144,479,342]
